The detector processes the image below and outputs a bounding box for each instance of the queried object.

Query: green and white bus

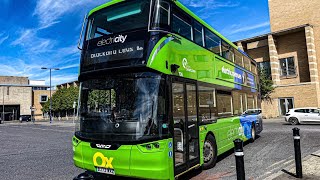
[73,0,262,179]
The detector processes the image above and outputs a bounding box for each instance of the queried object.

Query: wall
[33,90,55,120]
[0,86,32,116]
[0,76,28,85]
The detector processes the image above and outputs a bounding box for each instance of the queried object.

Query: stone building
[236,0,320,118]
[56,80,79,90]
[0,76,50,121]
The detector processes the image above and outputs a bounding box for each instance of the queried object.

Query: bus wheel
[250,123,256,142]
[203,134,217,170]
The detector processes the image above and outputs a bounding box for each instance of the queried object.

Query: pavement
[268,150,320,179]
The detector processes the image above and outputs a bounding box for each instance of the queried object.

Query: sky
[0,0,270,86]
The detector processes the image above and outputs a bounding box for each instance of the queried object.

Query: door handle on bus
[188,124,195,129]
[174,128,184,150]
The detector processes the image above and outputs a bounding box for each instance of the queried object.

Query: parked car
[241,109,263,139]
[285,108,320,125]
[19,115,31,122]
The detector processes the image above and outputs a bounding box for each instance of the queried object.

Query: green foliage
[87,89,116,110]
[42,86,79,113]
[259,68,275,101]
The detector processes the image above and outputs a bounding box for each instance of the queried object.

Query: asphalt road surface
[0,119,319,180]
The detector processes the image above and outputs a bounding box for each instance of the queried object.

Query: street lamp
[41,67,60,123]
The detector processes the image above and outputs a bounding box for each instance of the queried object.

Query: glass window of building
[280,57,296,77]
[258,61,271,79]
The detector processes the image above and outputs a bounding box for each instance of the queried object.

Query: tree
[42,86,80,116]
[259,68,275,101]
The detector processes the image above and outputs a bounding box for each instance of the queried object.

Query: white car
[285,108,320,125]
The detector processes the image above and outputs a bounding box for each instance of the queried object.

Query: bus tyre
[203,134,217,170]
[250,123,256,143]
[289,117,299,125]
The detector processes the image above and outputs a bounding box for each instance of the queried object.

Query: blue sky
[0,0,270,86]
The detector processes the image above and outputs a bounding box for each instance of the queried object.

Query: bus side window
[221,41,234,62]
[198,85,217,122]
[216,90,233,117]
[172,14,192,41]
[193,21,204,47]
[232,91,242,115]
[205,28,221,55]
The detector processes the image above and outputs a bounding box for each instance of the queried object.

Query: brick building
[236,0,320,118]
[0,76,50,121]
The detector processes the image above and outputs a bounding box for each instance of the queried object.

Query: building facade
[0,76,50,121]
[236,0,320,118]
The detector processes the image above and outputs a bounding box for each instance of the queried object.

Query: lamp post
[41,67,60,123]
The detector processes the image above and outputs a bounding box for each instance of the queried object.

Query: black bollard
[234,139,245,180]
[293,127,303,178]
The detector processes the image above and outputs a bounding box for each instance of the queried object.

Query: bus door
[171,79,200,177]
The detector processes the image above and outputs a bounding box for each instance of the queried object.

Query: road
[0,119,319,180]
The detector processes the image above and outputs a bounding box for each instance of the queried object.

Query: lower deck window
[217,91,232,117]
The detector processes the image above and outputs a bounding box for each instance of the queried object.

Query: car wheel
[289,117,299,125]
[203,134,217,170]
[250,123,256,142]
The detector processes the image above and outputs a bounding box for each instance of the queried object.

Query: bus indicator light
[169,151,173,158]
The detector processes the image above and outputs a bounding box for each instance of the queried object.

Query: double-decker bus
[73,0,263,179]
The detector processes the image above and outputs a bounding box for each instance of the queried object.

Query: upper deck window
[205,28,221,55]
[194,21,204,46]
[172,14,192,40]
[86,0,150,40]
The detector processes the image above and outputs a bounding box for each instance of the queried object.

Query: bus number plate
[96,167,115,175]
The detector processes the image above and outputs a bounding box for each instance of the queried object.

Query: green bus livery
[73,0,263,179]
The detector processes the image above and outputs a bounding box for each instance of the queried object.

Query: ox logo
[93,152,114,169]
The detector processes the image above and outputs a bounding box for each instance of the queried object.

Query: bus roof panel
[88,0,239,50]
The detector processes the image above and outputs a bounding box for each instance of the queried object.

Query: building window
[280,57,296,77]
[258,62,271,79]
[40,95,48,103]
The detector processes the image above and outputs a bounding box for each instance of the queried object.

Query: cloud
[228,21,270,35]
[33,0,110,29]
[11,29,56,54]
[60,63,79,70]
[0,33,9,45]
[180,0,239,19]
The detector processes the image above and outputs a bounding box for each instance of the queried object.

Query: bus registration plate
[96,167,115,175]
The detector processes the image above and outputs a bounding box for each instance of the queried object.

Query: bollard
[293,127,303,178]
[234,139,245,180]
